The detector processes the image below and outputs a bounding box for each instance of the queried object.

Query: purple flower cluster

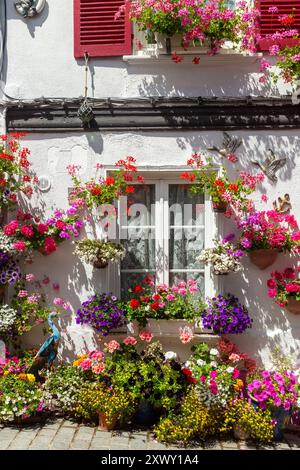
[75,293,125,336]
[0,250,21,286]
[201,294,253,335]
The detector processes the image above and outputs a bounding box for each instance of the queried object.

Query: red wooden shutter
[258,0,300,50]
[74,0,132,58]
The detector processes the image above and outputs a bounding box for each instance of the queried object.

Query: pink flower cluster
[267,267,300,307]
[247,370,298,411]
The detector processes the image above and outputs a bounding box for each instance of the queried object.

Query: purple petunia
[201,294,253,335]
[75,293,125,336]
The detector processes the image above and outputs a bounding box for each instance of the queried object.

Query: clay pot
[286,298,300,315]
[212,200,228,213]
[98,412,117,431]
[249,249,278,270]
[93,259,109,269]
[233,424,250,440]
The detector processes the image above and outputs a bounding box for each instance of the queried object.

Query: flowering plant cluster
[0,373,46,423]
[3,204,84,255]
[0,133,37,209]
[0,230,21,287]
[124,277,203,326]
[75,293,126,336]
[218,337,256,373]
[267,267,300,307]
[258,7,300,84]
[238,210,300,252]
[125,0,260,55]
[199,238,243,275]
[182,343,242,408]
[181,154,263,216]
[0,305,18,337]
[10,275,71,337]
[201,294,252,335]
[74,239,126,267]
[68,157,144,209]
[247,369,299,412]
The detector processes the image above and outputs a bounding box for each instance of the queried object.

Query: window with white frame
[118,177,216,298]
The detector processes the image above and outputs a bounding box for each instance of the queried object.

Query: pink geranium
[105,340,120,353]
[123,336,137,346]
[13,241,26,251]
[139,331,153,343]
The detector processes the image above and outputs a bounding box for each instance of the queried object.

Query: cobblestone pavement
[0,419,299,450]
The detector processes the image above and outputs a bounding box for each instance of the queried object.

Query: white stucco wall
[1,1,300,367]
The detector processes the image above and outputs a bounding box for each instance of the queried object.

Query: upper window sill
[123,50,263,65]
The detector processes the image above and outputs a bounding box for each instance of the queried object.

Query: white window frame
[104,167,221,299]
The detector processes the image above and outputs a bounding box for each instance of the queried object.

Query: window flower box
[128,318,211,337]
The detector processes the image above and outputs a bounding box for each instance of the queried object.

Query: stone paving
[0,419,300,450]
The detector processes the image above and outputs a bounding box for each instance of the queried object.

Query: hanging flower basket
[98,412,118,431]
[249,249,278,270]
[285,298,300,315]
[93,259,109,269]
[212,200,228,213]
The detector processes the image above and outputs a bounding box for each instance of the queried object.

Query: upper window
[118,179,216,299]
[74,0,132,58]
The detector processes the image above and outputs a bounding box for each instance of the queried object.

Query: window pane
[127,184,155,227]
[169,184,204,226]
[169,227,204,270]
[169,272,205,297]
[121,229,156,270]
[121,272,155,299]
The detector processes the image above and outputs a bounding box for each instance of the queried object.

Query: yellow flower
[3,371,9,376]
[19,373,28,381]
[234,379,244,391]
[26,374,36,383]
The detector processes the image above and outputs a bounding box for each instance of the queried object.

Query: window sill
[123,51,262,65]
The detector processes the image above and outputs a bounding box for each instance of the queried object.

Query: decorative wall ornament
[273,194,292,214]
[207,132,242,159]
[77,53,94,128]
[14,0,46,18]
[251,149,287,182]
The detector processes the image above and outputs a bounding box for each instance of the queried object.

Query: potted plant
[267,267,300,314]
[198,238,244,275]
[0,133,36,217]
[68,156,143,210]
[247,369,298,440]
[201,294,253,335]
[124,277,205,333]
[0,372,47,424]
[3,204,84,256]
[181,154,263,216]
[74,383,136,430]
[126,0,259,56]
[221,399,275,443]
[74,239,126,269]
[238,210,300,269]
[75,293,126,336]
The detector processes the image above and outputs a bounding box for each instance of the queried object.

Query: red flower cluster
[267,267,300,307]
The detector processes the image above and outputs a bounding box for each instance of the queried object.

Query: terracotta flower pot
[98,412,117,431]
[249,249,278,270]
[286,298,300,315]
[233,424,250,440]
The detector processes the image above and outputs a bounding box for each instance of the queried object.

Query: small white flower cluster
[198,240,243,275]
[195,379,233,408]
[0,390,42,422]
[0,305,17,334]
[0,230,17,254]
[74,239,126,266]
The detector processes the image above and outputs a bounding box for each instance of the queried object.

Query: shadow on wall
[127,61,281,98]
[174,132,298,184]
[224,253,300,367]
[7,0,49,38]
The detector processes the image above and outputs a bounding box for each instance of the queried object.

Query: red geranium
[129,299,140,309]
[133,285,143,293]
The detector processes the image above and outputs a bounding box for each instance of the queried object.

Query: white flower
[197,359,205,366]
[210,361,217,367]
[184,361,191,368]
[210,348,219,356]
[165,351,177,360]
[226,366,234,373]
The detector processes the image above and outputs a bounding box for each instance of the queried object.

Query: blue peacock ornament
[28,313,60,380]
